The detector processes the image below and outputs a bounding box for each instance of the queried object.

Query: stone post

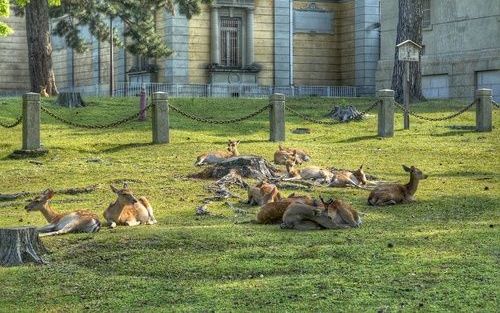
[377,89,394,137]
[152,92,169,144]
[476,89,492,132]
[211,7,220,64]
[22,93,41,150]
[269,93,285,142]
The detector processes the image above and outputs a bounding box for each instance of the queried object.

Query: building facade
[376,0,500,100]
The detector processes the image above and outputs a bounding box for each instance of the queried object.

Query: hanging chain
[393,100,476,121]
[0,115,23,128]
[492,100,499,109]
[169,103,270,124]
[40,104,151,129]
[285,100,380,125]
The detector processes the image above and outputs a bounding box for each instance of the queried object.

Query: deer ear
[359,164,364,170]
[236,140,240,144]
[278,144,284,151]
[402,165,411,172]
[123,182,129,189]
[45,189,54,199]
[110,185,119,193]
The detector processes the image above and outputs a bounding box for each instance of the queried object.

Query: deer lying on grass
[195,140,240,166]
[274,144,311,165]
[25,189,101,236]
[329,165,368,188]
[103,184,157,228]
[368,165,428,206]
[281,196,361,230]
[247,181,282,206]
[256,193,318,224]
[284,156,333,184]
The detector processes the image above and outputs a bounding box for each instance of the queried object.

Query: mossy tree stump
[0,227,47,266]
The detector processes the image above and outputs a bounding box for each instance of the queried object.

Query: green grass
[0,96,498,312]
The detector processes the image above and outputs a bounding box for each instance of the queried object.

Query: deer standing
[368,165,428,206]
[103,184,157,228]
[329,165,368,188]
[274,144,311,165]
[247,181,282,206]
[195,140,240,166]
[25,189,101,236]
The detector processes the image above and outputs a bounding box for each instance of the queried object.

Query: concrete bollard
[476,89,492,132]
[269,93,285,142]
[152,92,169,144]
[377,89,395,137]
[22,92,41,150]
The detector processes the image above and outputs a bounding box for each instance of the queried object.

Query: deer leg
[38,223,77,237]
[125,220,141,227]
[139,197,157,224]
[37,223,56,233]
[293,221,323,231]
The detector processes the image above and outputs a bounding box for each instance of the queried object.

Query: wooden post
[377,89,395,137]
[0,227,47,266]
[403,61,410,129]
[269,93,285,142]
[476,88,492,132]
[22,92,41,150]
[152,92,169,144]
[139,83,147,121]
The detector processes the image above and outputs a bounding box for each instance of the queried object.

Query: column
[211,7,220,65]
[246,8,254,66]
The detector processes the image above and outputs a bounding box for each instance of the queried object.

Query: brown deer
[281,196,361,230]
[103,184,157,228]
[329,165,368,188]
[284,155,333,184]
[25,189,101,236]
[274,144,311,165]
[256,193,319,224]
[195,140,240,166]
[368,165,428,206]
[247,181,282,206]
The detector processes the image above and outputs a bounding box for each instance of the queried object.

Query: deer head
[403,165,428,180]
[110,184,139,205]
[353,164,368,185]
[25,189,54,212]
[227,140,240,153]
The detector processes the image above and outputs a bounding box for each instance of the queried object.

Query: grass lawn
[0,96,498,312]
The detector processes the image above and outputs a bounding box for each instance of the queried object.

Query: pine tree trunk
[0,227,47,266]
[25,0,58,96]
[391,0,425,103]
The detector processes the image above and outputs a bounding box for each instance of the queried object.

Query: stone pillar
[246,8,255,66]
[476,89,492,132]
[273,0,291,86]
[269,93,286,142]
[152,92,169,144]
[211,7,220,65]
[22,93,41,150]
[377,89,394,137]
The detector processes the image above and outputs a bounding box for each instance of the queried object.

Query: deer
[103,184,157,228]
[368,165,428,206]
[256,193,319,224]
[247,181,282,206]
[329,165,368,188]
[280,196,361,230]
[284,154,333,184]
[24,189,101,237]
[274,144,311,165]
[195,140,240,166]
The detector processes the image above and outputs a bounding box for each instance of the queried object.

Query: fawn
[274,144,311,165]
[256,193,319,224]
[103,184,157,227]
[368,165,428,206]
[25,189,101,236]
[195,140,240,166]
[329,165,368,188]
[247,181,282,206]
[284,155,333,184]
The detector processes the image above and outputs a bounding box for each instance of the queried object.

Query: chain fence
[169,103,270,124]
[0,115,23,128]
[393,100,476,121]
[284,100,380,125]
[40,104,152,129]
[493,100,499,109]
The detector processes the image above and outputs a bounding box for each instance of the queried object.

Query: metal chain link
[40,104,151,129]
[285,100,380,125]
[0,115,23,128]
[493,100,499,109]
[169,103,270,124]
[393,100,476,121]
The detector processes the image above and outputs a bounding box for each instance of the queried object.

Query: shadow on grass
[335,134,380,143]
[101,142,154,153]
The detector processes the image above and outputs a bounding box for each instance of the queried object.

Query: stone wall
[376,0,500,100]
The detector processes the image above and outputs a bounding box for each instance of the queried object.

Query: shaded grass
[0,96,499,312]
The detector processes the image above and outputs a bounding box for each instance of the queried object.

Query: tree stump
[0,227,47,266]
[56,92,86,108]
[325,105,364,122]
[193,156,281,180]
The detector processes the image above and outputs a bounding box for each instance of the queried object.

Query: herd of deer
[24,140,427,235]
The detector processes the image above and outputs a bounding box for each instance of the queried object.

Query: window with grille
[422,0,431,28]
[220,17,242,67]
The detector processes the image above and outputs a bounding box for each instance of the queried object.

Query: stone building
[376,0,500,100]
[0,0,381,96]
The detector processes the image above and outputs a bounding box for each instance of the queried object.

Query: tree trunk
[25,0,58,96]
[0,227,47,266]
[391,0,425,103]
[56,92,86,107]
